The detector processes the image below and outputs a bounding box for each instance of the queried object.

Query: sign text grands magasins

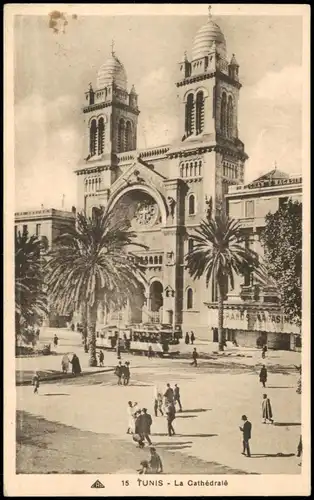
[224,310,286,324]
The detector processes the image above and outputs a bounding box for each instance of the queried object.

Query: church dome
[96,52,127,90]
[192,10,227,60]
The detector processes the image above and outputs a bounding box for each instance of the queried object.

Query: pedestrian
[239,415,252,457]
[190,331,195,345]
[71,323,75,332]
[174,384,182,412]
[36,327,40,338]
[297,435,302,466]
[134,411,145,448]
[32,370,40,394]
[61,354,70,374]
[127,400,138,434]
[262,344,267,359]
[70,353,82,376]
[262,394,274,424]
[185,332,190,345]
[116,337,121,359]
[164,383,174,405]
[149,447,163,474]
[259,364,267,388]
[166,403,176,437]
[98,350,104,367]
[53,334,59,348]
[123,361,130,385]
[141,408,153,445]
[137,460,150,474]
[191,347,198,367]
[154,386,164,417]
[148,344,153,359]
[115,361,123,385]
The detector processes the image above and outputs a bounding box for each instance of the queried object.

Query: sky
[14,9,303,211]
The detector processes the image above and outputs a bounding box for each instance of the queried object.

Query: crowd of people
[31,326,301,472]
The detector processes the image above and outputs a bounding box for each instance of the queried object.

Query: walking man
[174,384,182,412]
[134,411,145,448]
[115,361,123,385]
[262,344,267,359]
[164,383,174,405]
[259,365,268,388]
[240,415,252,457]
[154,386,164,417]
[32,370,40,394]
[262,394,274,424]
[191,348,198,367]
[98,350,104,367]
[141,408,153,445]
[166,403,176,437]
[190,331,195,345]
[53,334,59,348]
[123,361,130,385]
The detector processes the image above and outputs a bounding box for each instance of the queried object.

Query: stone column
[142,290,151,324]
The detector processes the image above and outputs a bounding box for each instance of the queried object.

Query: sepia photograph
[4,3,310,497]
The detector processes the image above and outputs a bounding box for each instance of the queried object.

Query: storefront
[206,304,301,350]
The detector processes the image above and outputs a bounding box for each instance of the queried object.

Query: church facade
[74,12,253,337]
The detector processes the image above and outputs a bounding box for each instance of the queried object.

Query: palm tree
[185,214,262,351]
[45,206,146,366]
[15,229,48,343]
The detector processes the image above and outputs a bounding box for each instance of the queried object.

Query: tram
[97,323,182,357]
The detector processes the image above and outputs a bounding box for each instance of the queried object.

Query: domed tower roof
[96,47,127,90]
[192,6,227,60]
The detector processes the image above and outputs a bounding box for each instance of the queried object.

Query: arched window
[227,96,234,138]
[185,93,195,137]
[187,288,193,309]
[188,238,194,253]
[220,93,227,136]
[118,119,125,152]
[90,119,97,156]
[189,162,193,177]
[188,194,195,215]
[196,91,204,135]
[198,160,202,176]
[98,117,105,155]
[125,121,133,152]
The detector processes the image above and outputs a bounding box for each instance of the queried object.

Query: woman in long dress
[127,400,138,434]
[70,354,82,375]
[61,354,70,373]
[262,394,274,423]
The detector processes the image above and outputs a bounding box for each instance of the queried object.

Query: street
[16,328,301,475]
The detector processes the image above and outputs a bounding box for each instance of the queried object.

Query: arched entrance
[149,281,163,323]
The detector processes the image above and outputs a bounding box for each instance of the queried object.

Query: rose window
[134,201,159,227]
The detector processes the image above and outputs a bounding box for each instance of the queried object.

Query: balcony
[135,252,164,269]
[240,284,279,304]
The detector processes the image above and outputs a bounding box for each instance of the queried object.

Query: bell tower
[176,7,242,144]
[76,45,140,214]
[82,44,140,160]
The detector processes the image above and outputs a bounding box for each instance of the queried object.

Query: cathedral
[74,10,249,338]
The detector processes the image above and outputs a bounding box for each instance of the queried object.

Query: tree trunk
[217,284,225,352]
[81,302,88,353]
[87,301,98,367]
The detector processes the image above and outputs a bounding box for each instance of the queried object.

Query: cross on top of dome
[208,5,212,18]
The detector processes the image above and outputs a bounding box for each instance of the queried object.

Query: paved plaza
[16,329,301,475]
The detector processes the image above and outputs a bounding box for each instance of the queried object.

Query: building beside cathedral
[15,207,76,327]
[74,10,302,346]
